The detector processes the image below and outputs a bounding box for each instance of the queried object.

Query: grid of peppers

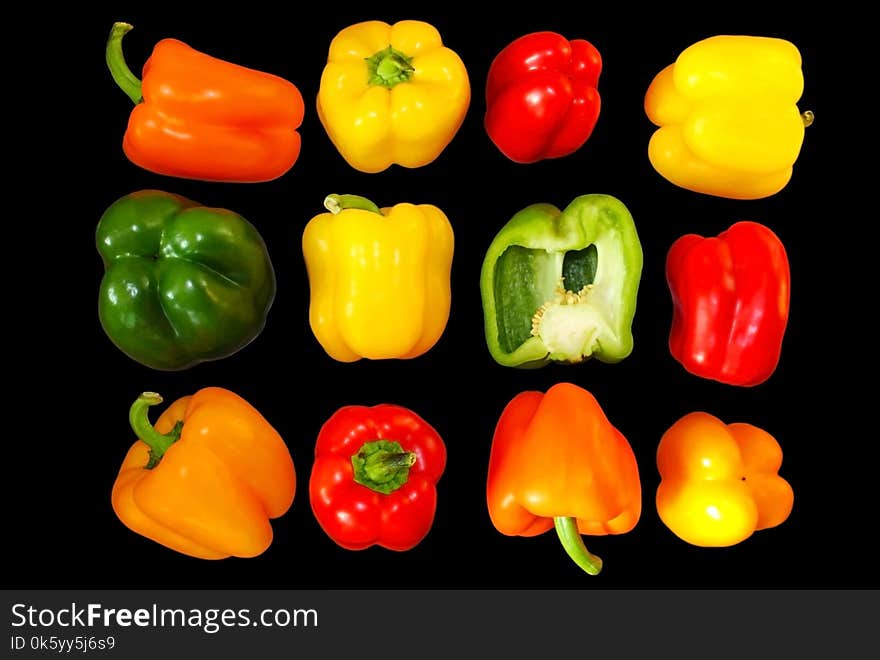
[98,21,808,571]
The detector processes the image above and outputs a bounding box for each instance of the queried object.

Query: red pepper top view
[309,404,447,552]
[485,31,602,164]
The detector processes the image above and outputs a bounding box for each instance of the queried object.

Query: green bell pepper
[96,190,276,370]
[480,194,643,368]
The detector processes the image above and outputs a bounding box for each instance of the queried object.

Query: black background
[13,5,867,590]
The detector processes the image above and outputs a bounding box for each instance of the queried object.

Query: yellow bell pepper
[316,19,471,173]
[302,194,454,362]
[644,35,812,199]
[656,412,794,547]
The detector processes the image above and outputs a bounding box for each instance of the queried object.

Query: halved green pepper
[480,194,642,368]
[97,190,276,370]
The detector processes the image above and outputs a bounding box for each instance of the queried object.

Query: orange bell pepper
[656,412,794,547]
[105,22,305,182]
[112,389,296,559]
[486,383,641,575]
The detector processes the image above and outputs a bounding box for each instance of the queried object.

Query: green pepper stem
[324,194,383,216]
[802,110,814,127]
[351,439,417,495]
[128,392,182,469]
[106,21,143,104]
[365,45,415,88]
[554,516,603,576]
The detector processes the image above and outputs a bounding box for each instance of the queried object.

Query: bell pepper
[480,194,642,368]
[656,412,794,547]
[316,19,470,173]
[666,221,790,387]
[302,194,454,362]
[485,31,601,163]
[106,22,304,183]
[97,190,276,371]
[112,389,296,559]
[644,35,812,199]
[309,403,446,551]
[487,383,641,575]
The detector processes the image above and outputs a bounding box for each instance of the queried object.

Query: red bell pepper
[309,404,446,551]
[666,221,791,387]
[484,32,601,164]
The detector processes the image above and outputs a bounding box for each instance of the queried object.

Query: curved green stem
[129,392,182,469]
[106,21,143,104]
[365,46,415,88]
[351,440,416,494]
[324,194,383,216]
[554,516,603,576]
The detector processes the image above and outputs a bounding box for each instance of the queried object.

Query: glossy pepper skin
[302,194,454,362]
[310,404,446,551]
[667,221,790,387]
[317,20,470,173]
[480,194,642,368]
[485,32,601,163]
[97,190,275,371]
[657,412,793,547]
[106,22,304,182]
[112,389,296,559]
[645,35,810,199]
[487,383,641,575]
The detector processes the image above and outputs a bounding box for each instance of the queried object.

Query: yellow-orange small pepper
[317,19,470,173]
[302,194,454,362]
[645,35,811,199]
[112,388,296,559]
[656,412,793,547]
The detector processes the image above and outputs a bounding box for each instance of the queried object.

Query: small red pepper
[666,221,791,387]
[309,404,446,551]
[484,31,601,163]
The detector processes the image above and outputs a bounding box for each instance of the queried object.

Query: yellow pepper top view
[644,35,812,200]
[317,20,471,173]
